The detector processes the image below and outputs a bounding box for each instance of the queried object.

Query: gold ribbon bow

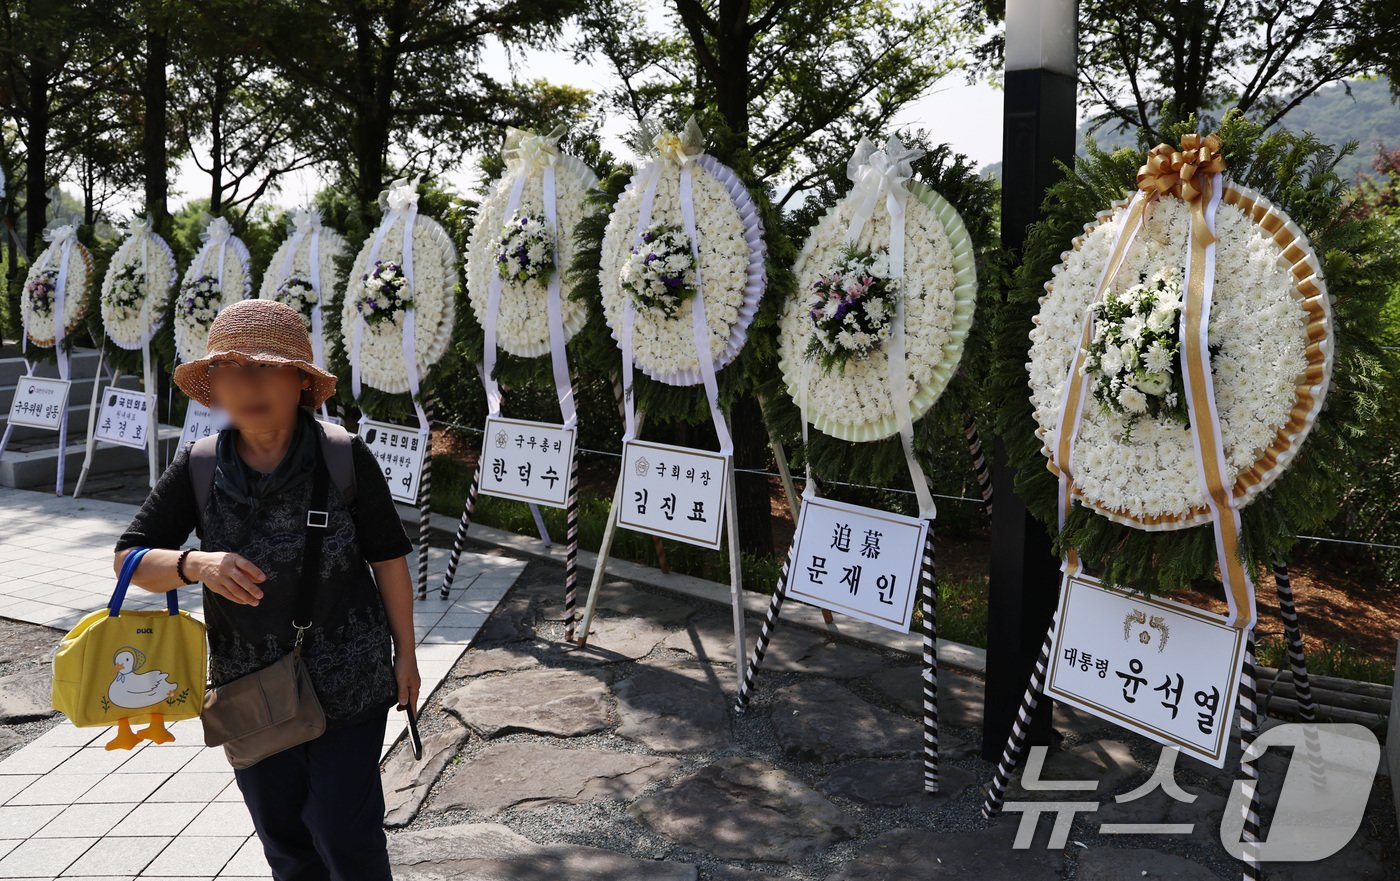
[1135,132,1225,245]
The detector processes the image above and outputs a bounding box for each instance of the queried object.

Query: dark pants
[233,709,391,881]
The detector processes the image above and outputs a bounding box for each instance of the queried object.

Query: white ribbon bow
[504,125,566,171]
[290,208,322,233]
[648,116,705,167]
[384,178,421,213]
[127,216,151,237]
[845,135,922,240]
[202,216,233,245]
[43,224,77,246]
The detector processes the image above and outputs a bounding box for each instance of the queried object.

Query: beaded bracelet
[176,549,197,585]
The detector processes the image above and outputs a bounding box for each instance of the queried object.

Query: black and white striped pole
[982,0,1078,765]
[415,397,433,598]
[980,621,1056,818]
[436,463,481,600]
[963,411,993,516]
[1238,630,1263,881]
[919,523,940,793]
[1272,560,1316,721]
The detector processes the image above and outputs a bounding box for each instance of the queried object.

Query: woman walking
[114,299,417,881]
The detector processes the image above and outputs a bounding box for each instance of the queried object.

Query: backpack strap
[314,419,358,508]
[190,419,359,534]
[189,436,219,533]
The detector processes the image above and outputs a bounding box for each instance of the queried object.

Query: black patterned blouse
[115,413,411,728]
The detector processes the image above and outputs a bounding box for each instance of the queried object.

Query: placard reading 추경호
[477,415,576,509]
[95,388,155,450]
[180,401,229,444]
[1045,573,1246,767]
[7,376,70,431]
[617,440,730,551]
[784,496,928,633]
[357,418,428,504]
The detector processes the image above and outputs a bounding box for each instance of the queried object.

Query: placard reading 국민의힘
[478,415,576,509]
[785,496,928,633]
[1045,573,1246,767]
[617,439,730,551]
[7,376,70,431]
[180,401,229,444]
[95,388,154,450]
[358,418,428,505]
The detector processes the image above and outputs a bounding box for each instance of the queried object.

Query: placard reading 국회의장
[617,439,730,551]
[94,388,154,450]
[7,376,70,431]
[357,418,428,504]
[477,415,576,509]
[180,401,229,444]
[784,495,928,633]
[1045,572,1246,767]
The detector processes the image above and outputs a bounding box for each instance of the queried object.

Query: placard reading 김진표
[478,415,576,509]
[94,388,155,450]
[7,376,70,431]
[784,495,928,633]
[357,417,429,504]
[1045,573,1246,767]
[617,439,730,551]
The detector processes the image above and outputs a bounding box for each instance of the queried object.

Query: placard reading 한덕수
[180,401,229,444]
[358,418,429,504]
[784,496,928,633]
[1045,573,1247,767]
[478,415,576,509]
[617,440,730,551]
[95,388,155,450]
[7,376,70,430]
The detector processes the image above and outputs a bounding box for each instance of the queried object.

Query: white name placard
[95,388,155,450]
[180,401,229,444]
[478,415,575,509]
[358,418,429,504]
[1046,573,1245,767]
[617,439,729,550]
[7,376,70,430]
[785,496,928,633]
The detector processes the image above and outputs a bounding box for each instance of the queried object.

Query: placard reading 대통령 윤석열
[1045,573,1246,767]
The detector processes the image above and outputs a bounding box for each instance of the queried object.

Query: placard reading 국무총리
[7,376,71,431]
[180,401,229,444]
[1045,573,1247,767]
[617,439,730,551]
[94,388,155,450]
[478,415,576,509]
[358,418,429,505]
[784,496,928,633]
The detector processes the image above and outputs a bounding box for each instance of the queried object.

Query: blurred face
[207,359,307,431]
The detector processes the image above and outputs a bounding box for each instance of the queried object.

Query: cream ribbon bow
[650,116,705,167]
[290,208,322,233]
[504,125,566,171]
[202,216,233,245]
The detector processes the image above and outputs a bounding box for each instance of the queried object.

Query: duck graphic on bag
[109,647,179,709]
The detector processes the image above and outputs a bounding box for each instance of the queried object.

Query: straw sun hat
[173,299,337,408]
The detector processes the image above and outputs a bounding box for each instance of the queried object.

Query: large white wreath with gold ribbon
[100,218,176,351]
[21,224,92,347]
[1029,138,1332,534]
[259,209,346,370]
[174,217,251,362]
[779,136,977,442]
[598,119,765,386]
[341,179,458,397]
[467,127,596,358]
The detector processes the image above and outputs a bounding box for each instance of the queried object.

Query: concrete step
[0,424,181,490]
[0,349,103,386]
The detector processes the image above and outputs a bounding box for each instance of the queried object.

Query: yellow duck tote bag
[51,547,208,750]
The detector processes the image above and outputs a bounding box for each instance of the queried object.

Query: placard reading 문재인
[784,495,928,633]
[357,417,429,504]
[617,439,730,550]
[180,401,229,444]
[1045,572,1246,767]
[94,388,154,450]
[477,415,576,509]
[7,376,70,431]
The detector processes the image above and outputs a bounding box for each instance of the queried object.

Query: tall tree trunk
[142,25,169,233]
[209,78,225,213]
[25,50,50,258]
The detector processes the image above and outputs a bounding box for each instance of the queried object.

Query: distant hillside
[981,77,1398,183]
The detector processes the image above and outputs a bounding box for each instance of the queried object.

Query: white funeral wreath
[1028,183,1333,529]
[174,216,251,363]
[100,219,176,351]
[21,225,92,347]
